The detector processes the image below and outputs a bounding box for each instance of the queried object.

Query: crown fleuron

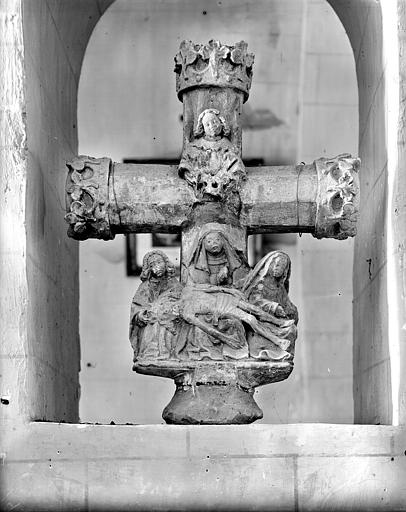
[174,40,254,102]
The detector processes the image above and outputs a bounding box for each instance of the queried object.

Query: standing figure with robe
[242,250,298,360]
[129,250,182,362]
[178,108,246,212]
[185,230,249,288]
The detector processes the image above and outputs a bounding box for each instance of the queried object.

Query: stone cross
[65,40,360,424]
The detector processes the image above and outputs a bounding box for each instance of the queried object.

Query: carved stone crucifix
[65,40,360,424]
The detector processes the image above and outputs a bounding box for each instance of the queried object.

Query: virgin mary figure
[175,233,296,362]
[184,229,249,288]
[129,250,183,362]
[241,251,298,360]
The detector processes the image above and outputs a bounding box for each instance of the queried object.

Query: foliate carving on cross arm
[314,153,361,240]
[178,108,247,207]
[174,40,254,101]
[64,156,113,240]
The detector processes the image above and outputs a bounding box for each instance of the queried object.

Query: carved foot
[162,383,263,425]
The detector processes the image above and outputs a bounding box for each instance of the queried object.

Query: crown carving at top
[174,40,255,102]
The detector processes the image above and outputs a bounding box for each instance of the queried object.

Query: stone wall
[331,1,392,424]
[0,0,30,426]
[396,1,406,426]
[2,423,406,510]
[354,3,389,424]
[21,0,116,422]
[0,0,113,425]
[23,0,79,422]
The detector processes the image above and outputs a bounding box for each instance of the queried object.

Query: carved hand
[217,266,229,284]
[274,305,287,318]
[137,309,156,325]
[258,300,287,318]
[181,168,197,186]
[222,336,245,350]
[171,304,181,316]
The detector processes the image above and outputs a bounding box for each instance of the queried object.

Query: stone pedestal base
[134,359,293,425]
[162,384,263,425]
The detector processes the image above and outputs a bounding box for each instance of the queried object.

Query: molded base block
[162,384,263,424]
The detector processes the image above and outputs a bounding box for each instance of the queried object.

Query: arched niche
[2,1,406,509]
[4,0,403,427]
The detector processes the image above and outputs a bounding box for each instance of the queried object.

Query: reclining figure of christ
[129,233,297,363]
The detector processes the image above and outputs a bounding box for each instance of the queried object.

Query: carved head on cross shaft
[194,109,230,141]
[140,250,176,281]
[203,231,224,256]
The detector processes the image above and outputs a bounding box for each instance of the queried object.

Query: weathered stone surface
[2,460,87,511]
[178,108,246,214]
[129,240,297,424]
[0,0,29,425]
[297,456,406,511]
[2,0,85,425]
[163,384,263,425]
[66,160,360,239]
[2,423,405,511]
[395,0,406,426]
[174,40,254,102]
[65,156,113,240]
[314,153,360,239]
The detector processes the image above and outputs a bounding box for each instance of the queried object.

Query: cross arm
[64,154,359,241]
[64,157,195,240]
[241,153,360,239]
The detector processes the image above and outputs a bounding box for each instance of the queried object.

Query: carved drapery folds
[314,153,360,240]
[129,245,298,367]
[65,156,113,240]
[174,39,254,101]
